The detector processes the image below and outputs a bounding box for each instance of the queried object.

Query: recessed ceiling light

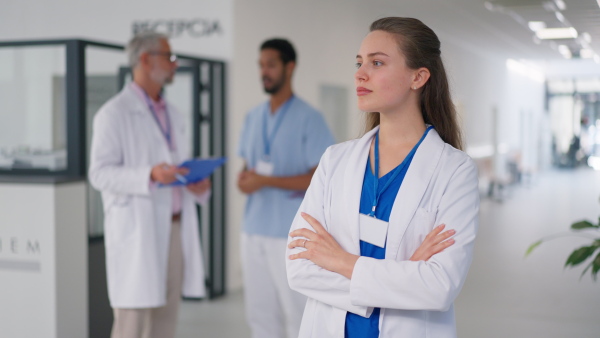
[580,49,594,59]
[528,21,546,32]
[555,11,565,23]
[558,45,572,58]
[536,27,578,39]
[543,1,556,11]
[554,0,566,11]
[506,59,545,83]
[582,32,592,43]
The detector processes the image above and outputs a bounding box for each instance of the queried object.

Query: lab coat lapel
[385,129,444,259]
[123,86,172,162]
[168,103,187,163]
[343,126,379,252]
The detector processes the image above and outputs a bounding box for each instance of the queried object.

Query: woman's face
[355,30,416,114]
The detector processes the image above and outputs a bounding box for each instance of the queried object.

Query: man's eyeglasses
[148,51,177,63]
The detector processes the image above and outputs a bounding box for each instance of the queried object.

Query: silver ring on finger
[302,239,308,248]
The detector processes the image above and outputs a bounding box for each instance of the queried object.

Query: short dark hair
[260,38,296,64]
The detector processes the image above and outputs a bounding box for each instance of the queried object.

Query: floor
[176,167,600,338]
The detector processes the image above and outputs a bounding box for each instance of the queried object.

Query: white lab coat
[286,126,479,337]
[89,85,208,308]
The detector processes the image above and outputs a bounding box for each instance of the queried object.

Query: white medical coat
[89,85,208,308]
[286,126,479,337]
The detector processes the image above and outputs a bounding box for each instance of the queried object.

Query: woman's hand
[409,224,455,261]
[288,212,359,279]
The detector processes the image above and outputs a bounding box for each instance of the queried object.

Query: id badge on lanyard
[359,214,389,247]
[143,90,173,150]
[258,96,294,176]
[256,159,274,176]
[358,126,433,248]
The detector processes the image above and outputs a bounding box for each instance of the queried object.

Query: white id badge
[359,214,389,248]
[255,160,274,176]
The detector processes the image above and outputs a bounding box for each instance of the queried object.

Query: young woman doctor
[286,17,479,338]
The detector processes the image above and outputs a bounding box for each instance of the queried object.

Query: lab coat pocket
[415,207,438,241]
[113,194,132,207]
[419,207,438,228]
[104,204,136,249]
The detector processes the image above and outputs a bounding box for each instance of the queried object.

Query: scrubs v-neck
[345,127,432,338]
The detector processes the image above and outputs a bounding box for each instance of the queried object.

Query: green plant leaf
[580,261,594,280]
[565,246,597,267]
[571,220,598,230]
[525,240,543,257]
[592,253,600,281]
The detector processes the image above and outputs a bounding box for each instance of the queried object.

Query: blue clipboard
[161,157,227,187]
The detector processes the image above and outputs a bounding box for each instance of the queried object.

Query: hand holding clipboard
[160,157,227,187]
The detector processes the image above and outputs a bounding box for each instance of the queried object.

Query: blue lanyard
[142,91,172,149]
[262,95,294,159]
[370,126,433,217]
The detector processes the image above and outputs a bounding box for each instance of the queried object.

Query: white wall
[0,0,232,59]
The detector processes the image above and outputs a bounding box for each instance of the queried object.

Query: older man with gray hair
[89,32,211,338]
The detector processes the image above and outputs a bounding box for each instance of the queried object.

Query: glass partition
[0,45,67,170]
[165,69,195,149]
[85,45,127,237]
[547,77,600,168]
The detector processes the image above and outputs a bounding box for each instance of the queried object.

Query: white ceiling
[486,0,600,59]
[378,0,600,62]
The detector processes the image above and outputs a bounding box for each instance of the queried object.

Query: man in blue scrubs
[237,38,335,338]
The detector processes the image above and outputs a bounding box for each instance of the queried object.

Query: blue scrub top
[238,96,335,238]
[345,127,431,338]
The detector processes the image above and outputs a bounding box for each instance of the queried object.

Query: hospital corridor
[1,0,600,337]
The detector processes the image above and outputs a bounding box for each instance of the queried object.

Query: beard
[262,69,286,94]
[150,67,175,86]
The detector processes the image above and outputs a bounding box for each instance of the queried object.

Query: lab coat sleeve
[192,189,211,205]
[88,108,152,196]
[349,158,479,311]
[287,147,372,317]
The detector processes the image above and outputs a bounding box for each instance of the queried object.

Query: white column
[0,181,87,338]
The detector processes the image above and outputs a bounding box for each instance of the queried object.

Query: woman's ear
[412,67,431,90]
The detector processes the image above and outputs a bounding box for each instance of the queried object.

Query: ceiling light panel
[528,21,546,32]
[580,49,594,59]
[536,27,578,39]
[554,0,566,11]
